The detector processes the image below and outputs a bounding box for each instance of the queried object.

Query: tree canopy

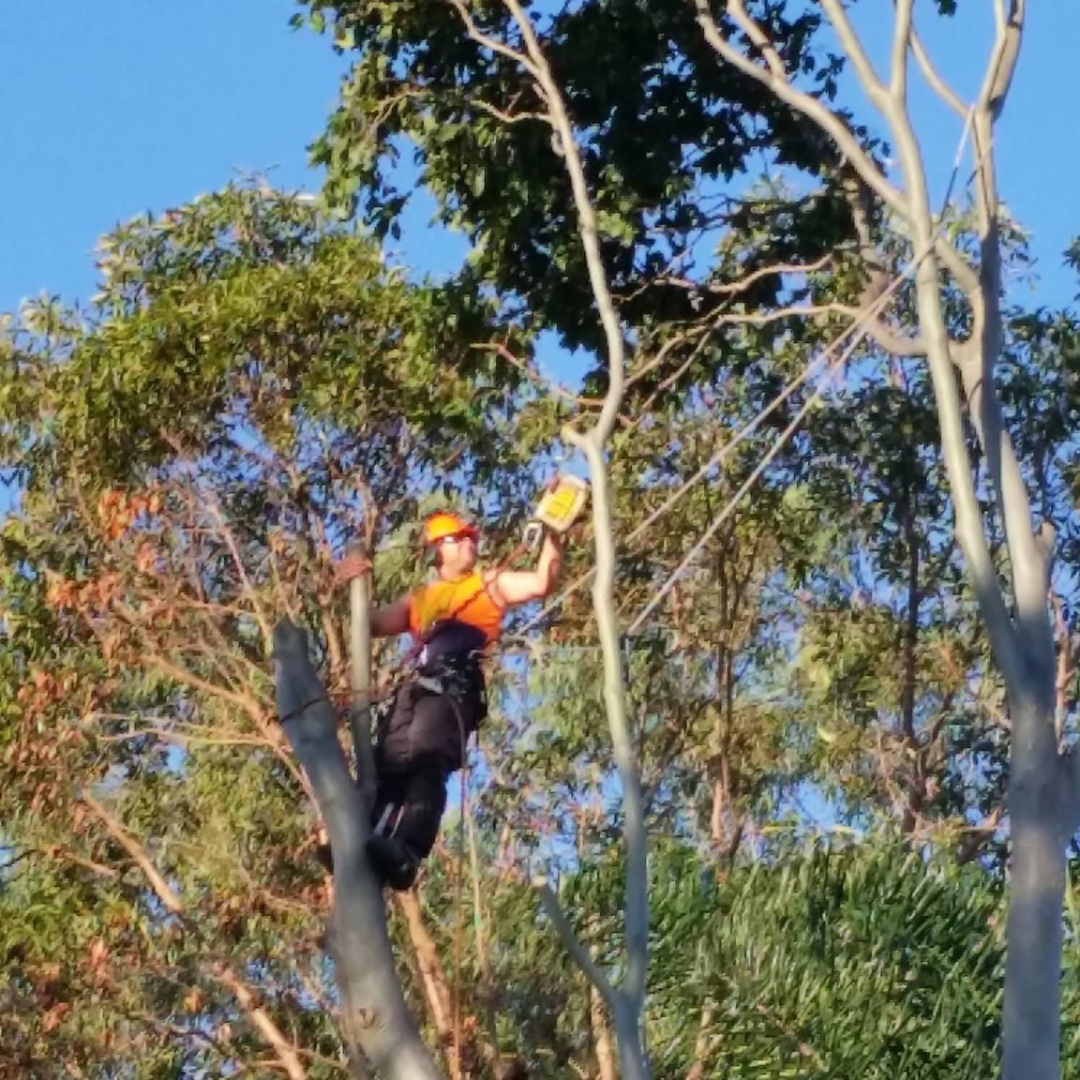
[3,2,1080,1079]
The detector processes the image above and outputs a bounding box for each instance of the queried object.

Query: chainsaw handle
[522,521,545,552]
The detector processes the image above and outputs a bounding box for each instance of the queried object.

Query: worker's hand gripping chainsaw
[522,473,590,550]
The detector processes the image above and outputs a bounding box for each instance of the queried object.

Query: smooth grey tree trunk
[273,619,444,1080]
[1003,696,1072,1080]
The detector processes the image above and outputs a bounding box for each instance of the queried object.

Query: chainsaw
[522,473,590,551]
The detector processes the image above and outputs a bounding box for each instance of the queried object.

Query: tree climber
[331,509,564,890]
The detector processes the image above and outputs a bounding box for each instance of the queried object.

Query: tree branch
[904,11,968,118]
[445,0,540,80]
[962,0,1052,701]
[348,543,377,804]
[839,172,928,356]
[534,879,617,1007]
[981,0,1026,121]
[468,1,649,1071]
[272,620,444,1080]
[817,0,1029,694]
[500,0,626,443]
[685,1000,715,1080]
[212,965,310,1080]
[79,793,313,1079]
[694,0,910,222]
[818,0,890,110]
[472,341,610,410]
[696,0,981,350]
[81,792,185,916]
[889,0,914,102]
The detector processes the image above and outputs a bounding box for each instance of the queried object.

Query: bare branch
[685,1001,716,1080]
[203,488,273,653]
[828,0,1028,693]
[961,0,1051,698]
[534,878,617,1007]
[840,173,929,355]
[40,844,121,881]
[889,0,914,102]
[272,620,444,1080]
[590,984,618,1080]
[694,0,909,222]
[470,99,548,126]
[980,0,1026,120]
[347,545,377,803]
[955,808,1004,865]
[819,0,889,108]
[81,792,185,916]
[472,341,610,410]
[905,15,968,118]
[465,0,648,1042]
[445,0,540,79]
[500,0,626,442]
[934,238,982,323]
[395,892,455,1043]
[212,965,310,1080]
[724,0,787,80]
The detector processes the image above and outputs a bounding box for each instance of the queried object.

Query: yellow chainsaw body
[532,473,589,534]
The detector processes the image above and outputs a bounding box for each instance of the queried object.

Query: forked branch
[79,793,310,1079]
[692,0,1027,694]
[693,0,908,221]
[447,1,649,1074]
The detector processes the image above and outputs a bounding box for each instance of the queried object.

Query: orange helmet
[421,511,478,546]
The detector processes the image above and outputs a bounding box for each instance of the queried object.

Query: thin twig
[694,0,908,221]
[446,0,541,78]
[535,878,617,1007]
[472,341,608,409]
[81,792,185,915]
[212,964,310,1080]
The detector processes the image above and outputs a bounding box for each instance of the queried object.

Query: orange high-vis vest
[406,570,504,648]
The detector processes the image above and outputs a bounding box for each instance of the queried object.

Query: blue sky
[0,4,1075,847]
[0,2,346,308]
[2,3,1076,317]
[0,1,1073,528]
[0,3,1074,543]
[1,3,1077,605]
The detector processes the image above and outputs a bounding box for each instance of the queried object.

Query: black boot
[365,834,421,890]
[366,768,448,890]
[314,835,418,888]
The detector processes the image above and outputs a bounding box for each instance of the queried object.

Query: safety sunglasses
[435,531,476,546]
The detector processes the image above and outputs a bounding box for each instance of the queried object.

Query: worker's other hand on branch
[334,551,372,587]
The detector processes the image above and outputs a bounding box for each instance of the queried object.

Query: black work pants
[370,668,483,859]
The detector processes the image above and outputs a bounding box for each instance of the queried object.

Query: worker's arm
[491,528,563,607]
[370,596,410,637]
[335,551,411,637]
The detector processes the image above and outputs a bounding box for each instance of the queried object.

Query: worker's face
[436,532,478,574]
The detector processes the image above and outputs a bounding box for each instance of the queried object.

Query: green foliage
[5,1,1080,1074]
[0,181,559,1079]
[647,837,1008,1078]
[497,834,1017,1080]
[0,183,554,497]
[295,0,869,368]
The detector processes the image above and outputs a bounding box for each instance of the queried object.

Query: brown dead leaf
[42,1002,71,1033]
